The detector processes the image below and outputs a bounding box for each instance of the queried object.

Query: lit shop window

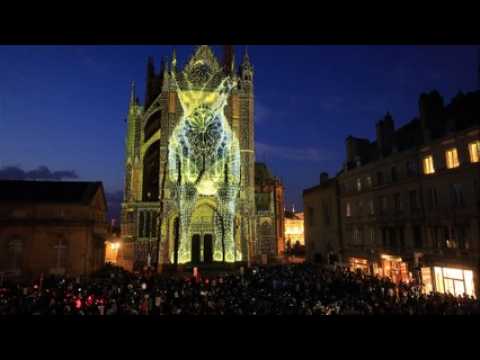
[433,267,475,298]
[445,148,460,169]
[349,257,369,272]
[423,155,435,175]
[421,267,433,294]
[469,141,480,163]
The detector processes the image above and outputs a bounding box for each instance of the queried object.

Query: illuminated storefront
[421,266,475,298]
[105,241,121,264]
[349,257,369,273]
[374,254,411,284]
[284,212,304,246]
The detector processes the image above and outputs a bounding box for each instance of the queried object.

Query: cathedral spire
[241,46,253,87]
[243,46,251,66]
[171,47,177,72]
[129,80,136,107]
[223,45,235,74]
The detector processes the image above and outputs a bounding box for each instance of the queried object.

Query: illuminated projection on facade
[121,45,279,268]
[168,68,241,263]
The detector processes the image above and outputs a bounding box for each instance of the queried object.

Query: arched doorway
[191,234,201,265]
[203,234,213,264]
[173,217,180,265]
[189,203,219,264]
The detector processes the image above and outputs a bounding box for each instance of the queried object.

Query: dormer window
[423,155,435,175]
[468,141,480,163]
[445,148,460,169]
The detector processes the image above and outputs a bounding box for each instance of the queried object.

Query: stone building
[303,172,342,264]
[0,180,108,278]
[255,162,285,262]
[305,89,480,297]
[121,45,284,269]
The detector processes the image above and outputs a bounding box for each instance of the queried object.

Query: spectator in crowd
[0,263,478,315]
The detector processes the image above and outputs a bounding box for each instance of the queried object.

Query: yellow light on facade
[423,155,435,174]
[167,72,241,265]
[432,266,475,298]
[468,141,480,163]
[197,180,217,196]
[284,216,304,245]
[380,254,402,262]
[445,148,460,169]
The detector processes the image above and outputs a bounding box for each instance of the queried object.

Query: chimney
[223,45,234,74]
[376,112,395,156]
[419,91,444,142]
[345,136,356,164]
[345,136,370,166]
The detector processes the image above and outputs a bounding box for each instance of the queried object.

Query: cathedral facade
[121,45,282,269]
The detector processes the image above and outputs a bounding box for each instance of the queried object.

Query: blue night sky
[0,45,478,215]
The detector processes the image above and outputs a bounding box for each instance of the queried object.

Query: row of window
[345,183,468,217]
[427,226,470,250]
[344,140,480,193]
[350,225,423,249]
[5,238,69,271]
[345,161,417,193]
[350,225,470,251]
[423,140,480,174]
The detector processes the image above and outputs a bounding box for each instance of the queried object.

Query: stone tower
[121,45,257,269]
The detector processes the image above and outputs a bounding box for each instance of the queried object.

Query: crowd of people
[1,263,479,315]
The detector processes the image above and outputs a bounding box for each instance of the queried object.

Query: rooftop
[0,180,105,206]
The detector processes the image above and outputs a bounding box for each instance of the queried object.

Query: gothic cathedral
[121,45,284,269]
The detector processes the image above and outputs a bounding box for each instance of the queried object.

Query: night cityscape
[1,44,480,316]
